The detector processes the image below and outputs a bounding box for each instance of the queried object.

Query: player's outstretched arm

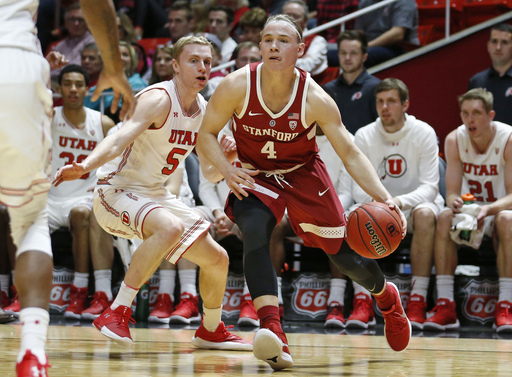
[53,89,169,187]
[80,0,136,119]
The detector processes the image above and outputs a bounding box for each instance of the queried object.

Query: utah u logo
[378,154,407,179]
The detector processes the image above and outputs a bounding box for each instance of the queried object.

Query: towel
[449,203,484,248]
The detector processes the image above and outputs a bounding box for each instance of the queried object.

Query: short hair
[232,41,259,60]
[490,23,512,37]
[458,88,494,113]
[169,1,194,21]
[119,41,139,77]
[64,2,81,16]
[375,78,409,103]
[81,42,102,60]
[209,5,235,25]
[283,0,309,19]
[262,14,303,43]
[239,7,268,30]
[336,30,368,55]
[172,35,214,62]
[58,64,90,86]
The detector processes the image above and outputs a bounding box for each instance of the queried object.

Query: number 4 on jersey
[261,141,277,159]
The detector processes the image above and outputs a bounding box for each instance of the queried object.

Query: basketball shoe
[93,305,135,346]
[346,293,376,328]
[64,285,88,319]
[4,286,20,316]
[16,350,50,377]
[238,294,260,327]
[494,301,512,333]
[253,323,294,371]
[169,292,201,324]
[406,294,427,330]
[324,302,345,328]
[192,321,253,351]
[81,291,111,320]
[0,308,15,324]
[423,298,460,331]
[148,293,174,324]
[379,282,411,352]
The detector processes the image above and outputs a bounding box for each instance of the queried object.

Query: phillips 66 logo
[222,274,244,318]
[461,279,498,324]
[291,274,330,318]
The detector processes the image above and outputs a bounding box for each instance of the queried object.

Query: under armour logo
[174,112,178,117]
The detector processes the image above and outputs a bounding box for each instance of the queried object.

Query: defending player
[196,14,411,371]
[52,35,252,351]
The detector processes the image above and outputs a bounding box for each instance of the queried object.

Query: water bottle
[459,193,475,241]
[135,281,150,321]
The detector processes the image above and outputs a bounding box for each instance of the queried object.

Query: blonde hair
[458,88,494,113]
[172,35,213,62]
[119,41,138,77]
[263,14,303,43]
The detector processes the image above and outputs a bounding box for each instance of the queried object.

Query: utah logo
[121,211,130,226]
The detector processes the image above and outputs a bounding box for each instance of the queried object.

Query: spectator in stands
[424,88,512,333]
[316,0,360,43]
[81,42,103,88]
[350,78,444,330]
[208,5,238,64]
[200,43,228,100]
[354,0,419,67]
[168,1,196,44]
[117,11,138,44]
[45,65,116,320]
[323,31,380,135]
[232,41,261,72]
[212,0,250,39]
[148,45,174,85]
[51,3,95,79]
[282,0,328,84]
[468,23,512,125]
[236,7,268,44]
[85,41,147,115]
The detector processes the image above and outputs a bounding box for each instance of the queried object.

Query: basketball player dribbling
[0,1,134,375]
[196,14,412,371]
[52,36,252,352]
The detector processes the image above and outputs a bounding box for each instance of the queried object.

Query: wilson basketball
[346,202,402,259]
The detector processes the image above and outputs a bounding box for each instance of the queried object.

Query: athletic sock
[111,281,138,310]
[18,307,49,365]
[73,272,89,289]
[436,275,455,301]
[202,305,222,332]
[179,269,197,296]
[158,269,176,300]
[94,269,113,301]
[328,278,346,306]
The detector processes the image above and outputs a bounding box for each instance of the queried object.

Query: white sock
[158,269,176,300]
[277,276,283,305]
[242,281,250,296]
[436,275,454,301]
[0,274,9,296]
[73,272,89,289]
[94,270,113,301]
[353,281,370,297]
[328,278,346,306]
[111,281,138,310]
[410,276,430,299]
[18,307,49,365]
[202,305,222,332]
[179,269,197,296]
[499,278,512,303]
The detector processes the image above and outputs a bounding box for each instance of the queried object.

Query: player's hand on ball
[385,199,407,238]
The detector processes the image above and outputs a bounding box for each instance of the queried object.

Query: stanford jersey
[233,62,317,172]
[457,121,512,203]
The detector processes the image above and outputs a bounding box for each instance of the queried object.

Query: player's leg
[407,206,436,330]
[493,211,512,333]
[233,195,293,370]
[81,214,114,320]
[65,205,92,319]
[325,262,348,329]
[424,208,460,331]
[180,232,252,351]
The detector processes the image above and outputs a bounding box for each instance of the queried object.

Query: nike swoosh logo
[319,188,329,196]
[249,110,264,116]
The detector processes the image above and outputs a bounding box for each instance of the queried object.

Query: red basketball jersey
[233,62,318,171]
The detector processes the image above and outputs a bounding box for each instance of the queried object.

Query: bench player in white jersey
[49,64,115,320]
[0,0,134,375]
[53,35,252,351]
[424,88,512,332]
[197,15,410,371]
[349,78,444,330]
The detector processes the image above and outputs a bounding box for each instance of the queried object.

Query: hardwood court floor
[1,319,511,376]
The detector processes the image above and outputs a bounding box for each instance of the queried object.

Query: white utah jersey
[49,106,104,200]
[97,79,207,191]
[457,121,512,203]
[354,114,441,211]
[0,0,41,54]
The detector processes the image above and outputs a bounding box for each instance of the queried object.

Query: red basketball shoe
[346,293,376,328]
[16,350,50,377]
[64,285,88,319]
[4,286,20,316]
[238,294,259,327]
[423,298,460,331]
[324,302,345,328]
[192,321,253,351]
[170,292,200,324]
[494,301,512,333]
[406,294,427,330]
[380,282,412,352]
[93,305,135,346]
[148,293,174,324]
[81,291,111,320]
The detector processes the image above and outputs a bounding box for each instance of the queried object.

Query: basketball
[346,202,402,259]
